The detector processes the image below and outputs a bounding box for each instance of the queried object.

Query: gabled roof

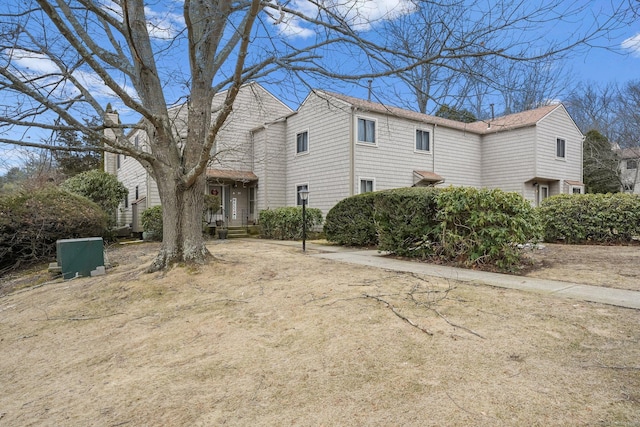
[314,90,565,135]
[619,147,640,159]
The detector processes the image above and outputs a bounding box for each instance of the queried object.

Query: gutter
[350,106,355,196]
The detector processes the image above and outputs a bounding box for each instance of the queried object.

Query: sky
[0,0,639,176]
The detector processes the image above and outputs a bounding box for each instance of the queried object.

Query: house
[105,84,584,230]
[619,147,640,194]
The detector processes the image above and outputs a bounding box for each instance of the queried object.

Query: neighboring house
[619,147,640,194]
[106,84,584,230]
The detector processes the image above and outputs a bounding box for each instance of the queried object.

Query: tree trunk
[148,167,210,272]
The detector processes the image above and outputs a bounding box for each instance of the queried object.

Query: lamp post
[299,188,309,252]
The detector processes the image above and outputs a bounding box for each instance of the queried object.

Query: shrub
[141,206,163,241]
[0,186,107,274]
[324,192,378,246]
[435,187,540,270]
[259,207,323,240]
[327,186,540,271]
[539,193,640,244]
[374,187,440,257]
[61,170,128,222]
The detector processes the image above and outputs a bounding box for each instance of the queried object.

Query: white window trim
[414,127,432,154]
[295,183,309,206]
[555,137,566,160]
[538,184,549,206]
[358,177,376,194]
[356,116,378,146]
[295,129,310,156]
[570,185,583,195]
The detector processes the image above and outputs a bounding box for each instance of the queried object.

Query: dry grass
[0,240,639,426]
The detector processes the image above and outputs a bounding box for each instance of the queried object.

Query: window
[572,187,583,194]
[357,118,376,144]
[360,179,375,194]
[296,184,308,206]
[135,186,139,200]
[296,131,308,154]
[134,135,139,149]
[627,159,638,169]
[556,138,566,159]
[416,129,430,152]
[116,154,121,169]
[124,194,128,208]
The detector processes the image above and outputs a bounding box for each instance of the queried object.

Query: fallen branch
[363,293,433,336]
[433,308,485,339]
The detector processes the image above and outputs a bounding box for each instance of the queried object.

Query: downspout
[432,124,437,181]
[350,106,355,196]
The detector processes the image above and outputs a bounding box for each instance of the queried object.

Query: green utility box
[56,237,105,280]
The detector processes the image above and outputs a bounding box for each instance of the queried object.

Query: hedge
[539,193,640,244]
[325,187,540,271]
[259,206,323,240]
[0,187,107,274]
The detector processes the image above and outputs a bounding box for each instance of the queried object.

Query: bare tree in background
[0,0,633,270]
[375,0,630,116]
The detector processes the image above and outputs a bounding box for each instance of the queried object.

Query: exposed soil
[0,240,638,426]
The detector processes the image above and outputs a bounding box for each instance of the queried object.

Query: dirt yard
[523,243,640,292]
[0,240,639,426]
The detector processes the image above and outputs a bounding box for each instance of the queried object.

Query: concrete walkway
[268,240,640,310]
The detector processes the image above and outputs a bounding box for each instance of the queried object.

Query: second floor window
[556,138,566,159]
[296,131,308,154]
[627,159,638,169]
[416,129,430,152]
[358,118,376,144]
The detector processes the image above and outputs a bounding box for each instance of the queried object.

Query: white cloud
[144,7,185,40]
[270,0,416,39]
[5,49,137,107]
[622,33,640,57]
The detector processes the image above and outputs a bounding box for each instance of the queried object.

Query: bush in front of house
[434,187,541,270]
[259,207,323,240]
[325,186,540,271]
[60,169,128,224]
[373,187,441,257]
[323,192,378,246]
[539,193,640,244]
[141,205,163,241]
[0,186,108,274]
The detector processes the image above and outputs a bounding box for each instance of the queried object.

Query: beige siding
[432,126,482,187]
[286,93,352,215]
[211,83,292,171]
[534,107,583,194]
[353,113,438,192]
[253,121,288,211]
[481,127,536,193]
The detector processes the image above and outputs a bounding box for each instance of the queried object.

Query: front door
[538,185,549,206]
[228,186,249,226]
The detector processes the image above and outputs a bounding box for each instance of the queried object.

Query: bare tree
[374,0,631,116]
[0,0,633,270]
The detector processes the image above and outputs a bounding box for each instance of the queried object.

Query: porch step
[226,226,249,238]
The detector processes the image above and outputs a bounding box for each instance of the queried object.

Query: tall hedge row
[325,187,540,271]
[259,206,323,240]
[539,193,640,243]
[0,187,108,274]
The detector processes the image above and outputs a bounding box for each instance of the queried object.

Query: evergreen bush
[0,186,107,274]
[259,207,323,240]
[141,206,163,241]
[539,193,640,243]
[323,192,378,246]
